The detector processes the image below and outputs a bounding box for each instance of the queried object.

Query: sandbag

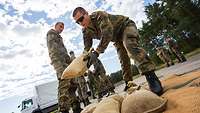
[162,71,200,91]
[121,89,167,113]
[61,53,88,79]
[163,87,200,113]
[93,94,123,113]
[81,103,97,113]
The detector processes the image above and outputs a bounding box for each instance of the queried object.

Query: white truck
[18,80,58,113]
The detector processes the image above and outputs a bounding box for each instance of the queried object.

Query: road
[115,53,200,93]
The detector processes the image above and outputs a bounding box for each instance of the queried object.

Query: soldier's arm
[96,11,113,53]
[47,34,63,63]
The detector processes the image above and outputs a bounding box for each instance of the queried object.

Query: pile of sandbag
[121,89,167,113]
[161,71,200,113]
[81,94,123,113]
[161,71,200,91]
[163,87,200,113]
[81,89,167,113]
[81,71,200,113]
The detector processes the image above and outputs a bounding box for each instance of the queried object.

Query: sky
[0,0,155,113]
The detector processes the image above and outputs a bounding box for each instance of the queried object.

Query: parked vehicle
[18,81,58,113]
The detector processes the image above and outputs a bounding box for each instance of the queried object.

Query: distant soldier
[93,59,115,100]
[69,51,91,107]
[76,76,90,107]
[156,46,174,67]
[86,70,97,99]
[72,7,163,95]
[47,22,82,113]
[88,69,103,102]
[165,37,187,63]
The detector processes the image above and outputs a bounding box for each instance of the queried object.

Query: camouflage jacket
[83,11,134,53]
[46,29,71,66]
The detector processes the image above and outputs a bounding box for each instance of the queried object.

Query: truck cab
[19,97,39,113]
[18,81,58,113]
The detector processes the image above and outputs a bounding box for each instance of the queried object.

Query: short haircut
[55,22,64,27]
[72,7,87,17]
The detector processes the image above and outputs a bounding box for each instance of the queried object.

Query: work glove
[84,51,99,68]
[124,81,137,91]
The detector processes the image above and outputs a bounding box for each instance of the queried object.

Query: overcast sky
[0,0,155,113]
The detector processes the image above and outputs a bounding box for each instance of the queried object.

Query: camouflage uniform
[87,70,97,99]
[76,76,90,105]
[87,72,106,101]
[156,46,174,67]
[93,58,115,97]
[87,70,102,99]
[46,29,80,112]
[165,37,186,63]
[82,11,155,82]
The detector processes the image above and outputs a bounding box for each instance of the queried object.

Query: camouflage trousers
[76,76,89,101]
[114,23,155,82]
[53,63,79,112]
[87,81,95,98]
[94,72,115,97]
[58,79,79,112]
[98,72,115,92]
[88,72,102,97]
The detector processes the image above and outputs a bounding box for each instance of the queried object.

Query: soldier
[156,46,174,67]
[93,58,115,98]
[72,7,163,95]
[76,76,90,107]
[86,70,97,99]
[87,69,103,102]
[69,51,91,107]
[46,22,82,113]
[105,75,115,96]
[165,37,187,63]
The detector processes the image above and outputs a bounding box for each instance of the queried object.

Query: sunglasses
[76,15,84,24]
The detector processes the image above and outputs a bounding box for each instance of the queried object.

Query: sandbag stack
[81,89,167,113]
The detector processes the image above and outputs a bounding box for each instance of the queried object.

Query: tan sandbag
[61,53,88,79]
[93,94,123,113]
[81,103,97,113]
[163,87,200,113]
[162,71,200,91]
[121,89,167,113]
[109,94,124,104]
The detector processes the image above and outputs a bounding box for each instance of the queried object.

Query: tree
[140,0,200,61]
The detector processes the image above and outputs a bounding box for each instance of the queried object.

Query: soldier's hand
[86,51,99,68]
